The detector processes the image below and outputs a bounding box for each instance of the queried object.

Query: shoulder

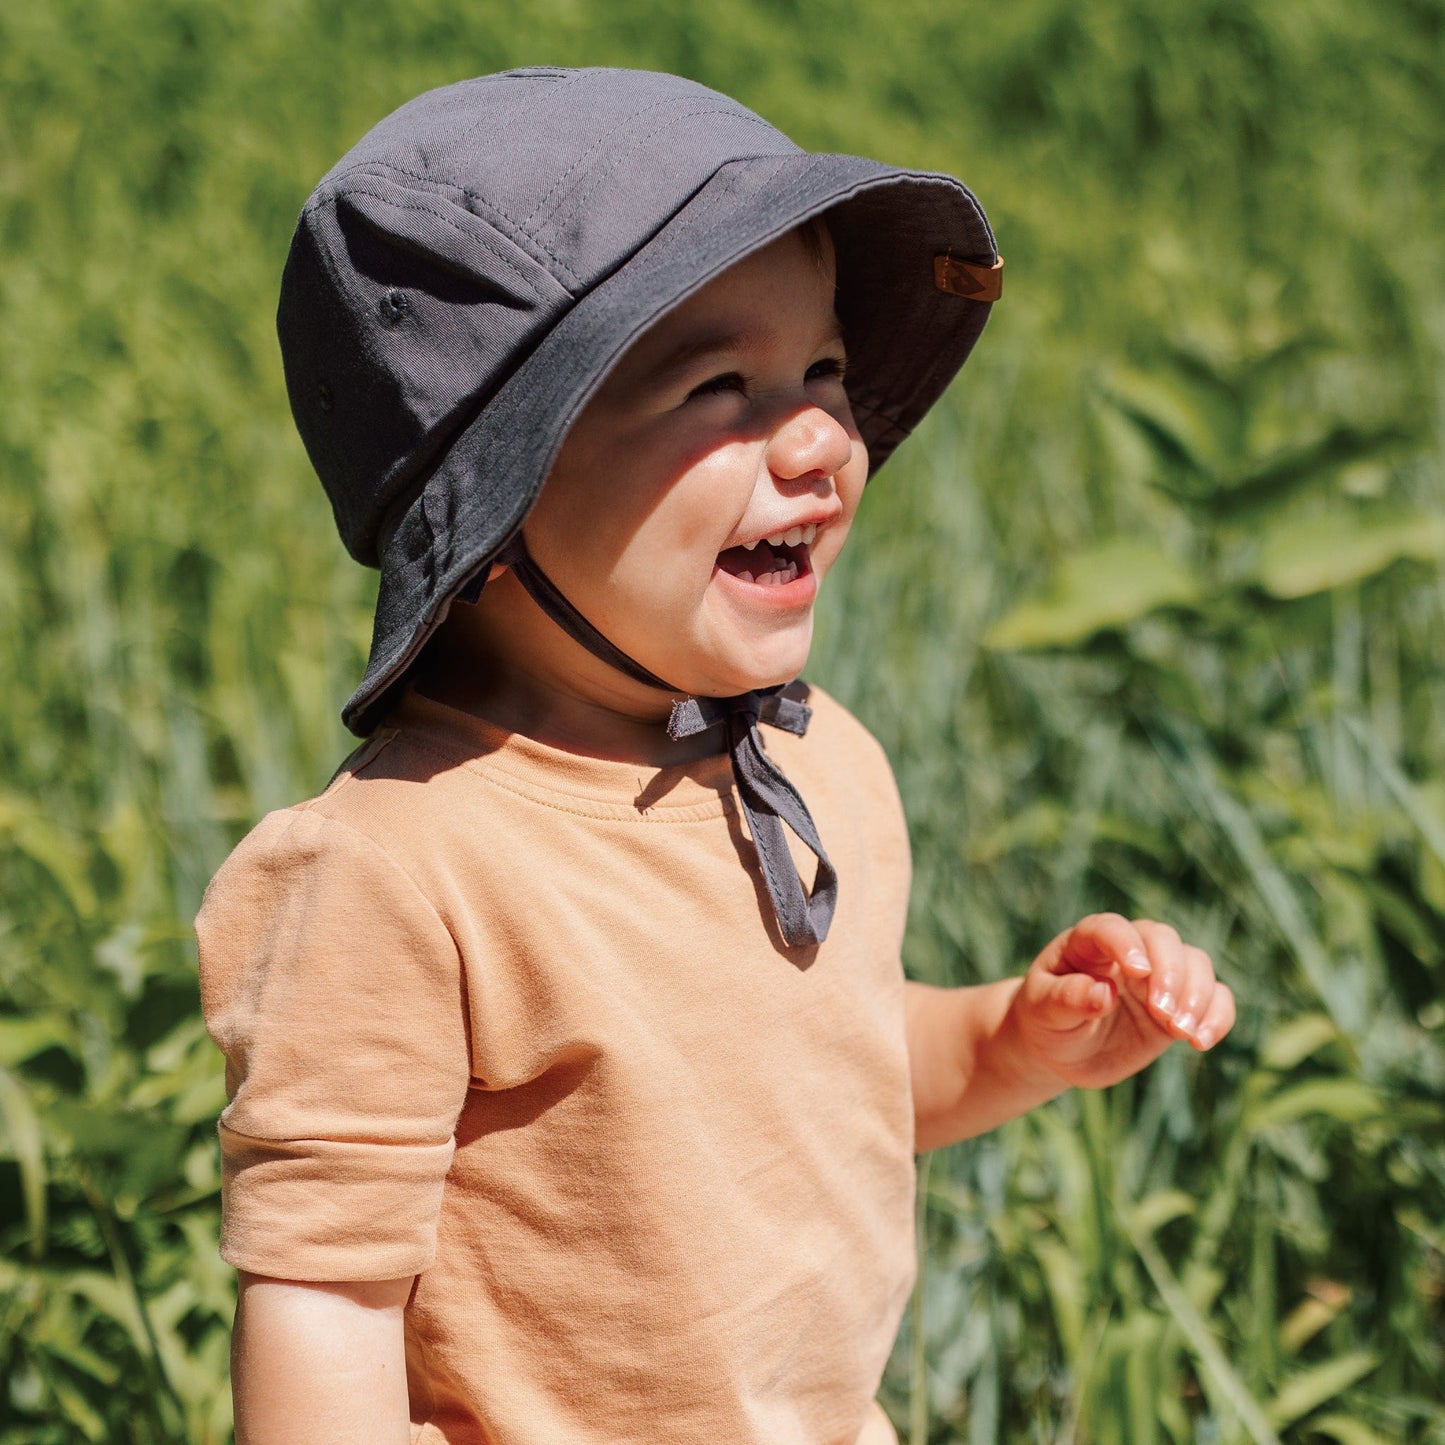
[195,725,465,937]
[193,762,471,1049]
[792,682,892,772]
[769,681,905,827]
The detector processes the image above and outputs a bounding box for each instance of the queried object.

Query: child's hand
[1008,913,1235,1091]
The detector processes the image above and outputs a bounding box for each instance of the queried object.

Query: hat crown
[321,69,800,288]
[278,68,802,563]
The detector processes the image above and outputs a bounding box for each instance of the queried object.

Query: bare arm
[231,1272,414,1445]
[905,915,1237,1153]
[905,978,1067,1151]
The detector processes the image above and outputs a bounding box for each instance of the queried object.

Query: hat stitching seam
[940,186,991,249]
[550,110,785,244]
[312,190,558,301]
[520,95,768,234]
[324,162,584,290]
[518,93,725,231]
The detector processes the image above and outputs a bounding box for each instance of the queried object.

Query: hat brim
[346,150,996,734]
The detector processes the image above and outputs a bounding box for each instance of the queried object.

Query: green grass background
[2,1,1443,1440]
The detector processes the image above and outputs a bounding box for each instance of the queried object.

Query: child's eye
[686,371,747,401]
[806,356,847,383]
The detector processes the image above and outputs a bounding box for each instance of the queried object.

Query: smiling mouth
[715,534,814,587]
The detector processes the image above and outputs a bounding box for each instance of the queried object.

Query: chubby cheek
[810,520,853,584]
[623,448,753,586]
[812,468,866,583]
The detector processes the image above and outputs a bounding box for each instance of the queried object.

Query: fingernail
[1175,1012,1197,1036]
[1125,948,1151,975]
[1195,1024,1215,1048]
[1156,991,1175,1017]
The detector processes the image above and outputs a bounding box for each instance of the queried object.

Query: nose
[764,403,855,490]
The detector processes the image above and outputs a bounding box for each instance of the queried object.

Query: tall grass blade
[1345,716,1445,870]
[1114,1194,1283,1445]
[1306,1412,1397,1445]
[1265,1352,1379,1431]
[0,1065,46,1254]
[1150,725,1359,1044]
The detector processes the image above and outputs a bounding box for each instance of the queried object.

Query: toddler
[196,66,1234,1445]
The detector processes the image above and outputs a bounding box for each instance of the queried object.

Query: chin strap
[471,536,837,948]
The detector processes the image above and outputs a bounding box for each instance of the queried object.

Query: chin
[696,647,812,698]
[655,614,814,698]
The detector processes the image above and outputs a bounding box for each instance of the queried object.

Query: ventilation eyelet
[379,289,410,325]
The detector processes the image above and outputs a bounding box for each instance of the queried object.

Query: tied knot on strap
[489,534,838,949]
[666,684,812,742]
[668,685,837,949]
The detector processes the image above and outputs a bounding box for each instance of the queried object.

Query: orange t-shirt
[197,681,917,1444]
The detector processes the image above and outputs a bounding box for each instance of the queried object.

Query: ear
[457,563,507,605]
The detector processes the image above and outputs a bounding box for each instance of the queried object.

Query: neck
[413,585,725,766]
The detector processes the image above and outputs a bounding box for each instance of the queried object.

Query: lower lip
[712,558,818,608]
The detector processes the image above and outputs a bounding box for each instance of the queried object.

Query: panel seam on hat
[327,160,584,289]
[542,110,785,244]
[520,96,770,237]
[311,190,555,301]
[518,94,713,231]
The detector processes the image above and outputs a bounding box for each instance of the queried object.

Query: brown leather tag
[934,253,1004,302]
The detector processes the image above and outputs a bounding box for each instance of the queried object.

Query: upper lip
[727,512,838,552]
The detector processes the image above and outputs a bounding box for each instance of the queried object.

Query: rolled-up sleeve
[196,806,471,1282]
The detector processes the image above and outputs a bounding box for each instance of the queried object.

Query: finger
[1190,981,1236,1051]
[1172,945,1219,1043]
[1048,913,1152,980]
[1028,970,1117,1029]
[1134,919,1188,1033]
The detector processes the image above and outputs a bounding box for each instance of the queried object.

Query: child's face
[516,226,868,703]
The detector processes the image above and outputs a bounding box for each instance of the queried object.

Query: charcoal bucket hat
[278,65,1000,737]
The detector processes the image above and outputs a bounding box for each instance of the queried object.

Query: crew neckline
[382,681,738,817]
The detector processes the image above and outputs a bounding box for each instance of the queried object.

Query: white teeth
[731,559,800,586]
[754,561,799,586]
[743,525,817,552]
